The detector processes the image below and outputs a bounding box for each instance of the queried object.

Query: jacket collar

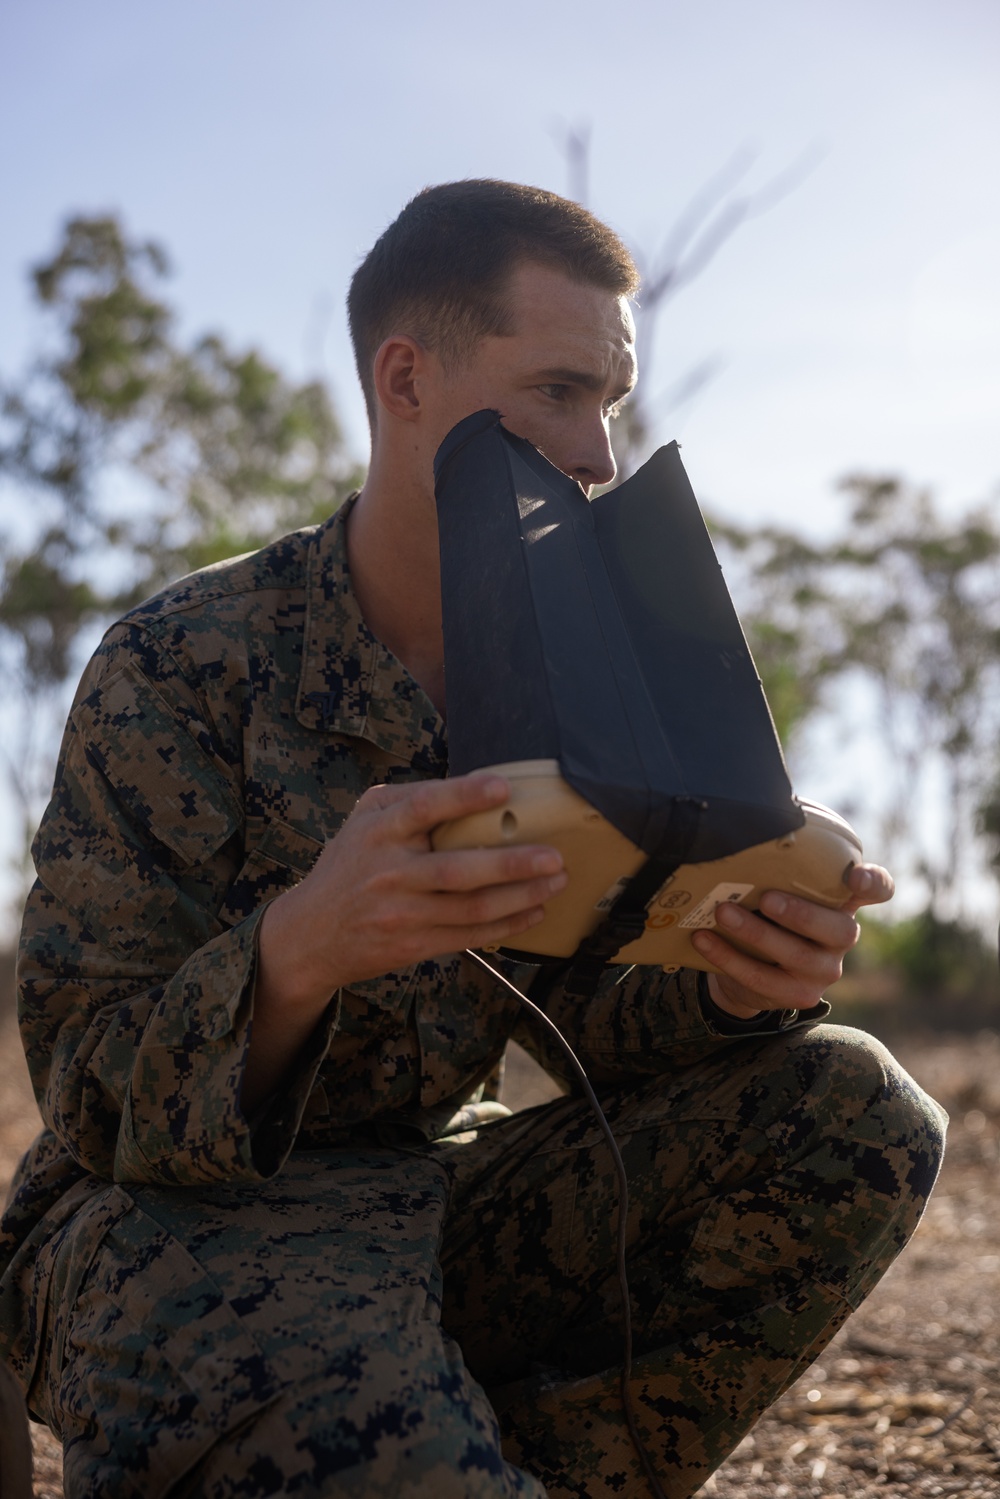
[295,498,447,768]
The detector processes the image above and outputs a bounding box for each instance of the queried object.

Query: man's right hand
[242,772,566,1110]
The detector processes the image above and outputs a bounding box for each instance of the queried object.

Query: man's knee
[663,1023,944,1301]
[756,1023,946,1300]
[778,1022,946,1181]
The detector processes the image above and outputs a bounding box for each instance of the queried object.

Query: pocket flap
[217,818,325,927]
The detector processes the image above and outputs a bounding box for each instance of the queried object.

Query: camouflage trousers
[31,1024,945,1499]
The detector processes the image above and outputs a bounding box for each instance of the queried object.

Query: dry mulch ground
[703,1032,1000,1498]
[3,1008,999,1498]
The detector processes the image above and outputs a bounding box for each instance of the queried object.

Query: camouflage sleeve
[510,961,816,1088]
[18,626,337,1188]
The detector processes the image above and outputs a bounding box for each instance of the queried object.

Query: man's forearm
[243,890,341,1113]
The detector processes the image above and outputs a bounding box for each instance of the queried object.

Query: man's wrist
[704,970,762,1022]
[698,972,765,1035]
[697,973,798,1036]
[258,885,347,1010]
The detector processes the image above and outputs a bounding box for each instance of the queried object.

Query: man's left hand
[690,862,894,1022]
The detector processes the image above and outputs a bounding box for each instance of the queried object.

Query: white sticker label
[594,876,631,912]
[679,882,754,930]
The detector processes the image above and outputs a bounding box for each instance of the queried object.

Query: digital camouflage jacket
[0,499,799,1384]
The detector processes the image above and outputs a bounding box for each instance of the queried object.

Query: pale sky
[1,0,998,927]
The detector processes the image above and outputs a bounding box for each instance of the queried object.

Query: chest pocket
[217,816,325,927]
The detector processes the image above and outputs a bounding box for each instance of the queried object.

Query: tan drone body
[431,760,862,972]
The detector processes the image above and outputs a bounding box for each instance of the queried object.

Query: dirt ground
[2,996,998,1498]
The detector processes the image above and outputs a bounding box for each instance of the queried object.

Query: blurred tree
[713,476,1000,919]
[0,214,363,896]
[549,124,822,482]
[608,145,819,480]
[707,517,836,746]
[841,907,1000,1033]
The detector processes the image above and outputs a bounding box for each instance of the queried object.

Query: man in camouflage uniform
[0,181,945,1499]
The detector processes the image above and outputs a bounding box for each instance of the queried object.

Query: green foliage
[33,216,173,416]
[0,552,101,685]
[977,776,1000,879]
[707,517,836,744]
[0,214,364,697]
[841,907,1000,1034]
[711,477,1000,914]
[0,215,364,905]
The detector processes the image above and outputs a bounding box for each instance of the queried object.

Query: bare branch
[547,118,591,206]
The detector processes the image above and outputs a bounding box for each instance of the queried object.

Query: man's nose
[565,418,618,494]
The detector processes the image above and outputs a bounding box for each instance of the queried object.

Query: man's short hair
[348,179,639,425]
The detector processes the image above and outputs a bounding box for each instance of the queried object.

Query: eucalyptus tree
[0,215,362,899]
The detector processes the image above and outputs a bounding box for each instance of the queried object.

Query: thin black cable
[464,948,668,1499]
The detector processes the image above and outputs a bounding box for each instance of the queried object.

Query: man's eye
[538,384,568,401]
[605,398,627,420]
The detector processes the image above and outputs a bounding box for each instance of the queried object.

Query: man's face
[430,261,637,496]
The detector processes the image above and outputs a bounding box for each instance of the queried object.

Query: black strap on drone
[557,795,706,999]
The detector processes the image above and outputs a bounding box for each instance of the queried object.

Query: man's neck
[345,447,447,715]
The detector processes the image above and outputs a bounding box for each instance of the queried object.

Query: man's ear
[372,335,435,423]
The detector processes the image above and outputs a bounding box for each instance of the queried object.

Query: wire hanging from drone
[464,947,668,1499]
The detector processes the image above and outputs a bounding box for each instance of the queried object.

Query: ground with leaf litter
[3,1000,998,1497]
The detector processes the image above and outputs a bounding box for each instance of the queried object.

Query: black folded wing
[434,409,803,863]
